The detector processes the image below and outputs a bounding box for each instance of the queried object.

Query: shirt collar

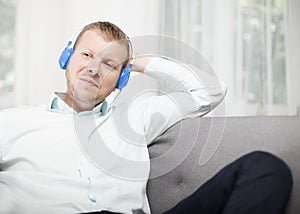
[48,92,108,116]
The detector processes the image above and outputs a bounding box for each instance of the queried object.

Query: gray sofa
[147,116,300,214]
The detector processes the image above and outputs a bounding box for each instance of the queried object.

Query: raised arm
[128,56,227,144]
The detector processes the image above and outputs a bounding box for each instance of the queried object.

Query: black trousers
[163,151,293,214]
[86,151,293,214]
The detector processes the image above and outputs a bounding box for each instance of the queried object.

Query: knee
[245,151,293,190]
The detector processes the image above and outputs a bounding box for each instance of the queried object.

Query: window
[161,0,203,56]
[236,0,287,114]
[0,0,16,109]
[161,0,288,115]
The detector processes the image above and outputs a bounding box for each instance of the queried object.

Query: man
[0,21,292,214]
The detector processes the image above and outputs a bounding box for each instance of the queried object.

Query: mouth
[79,78,98,88]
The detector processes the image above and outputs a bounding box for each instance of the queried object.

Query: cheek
[100,72,119,91]
[65,57,83,84]
[108,71,120,87]
[65,68,76,86]
[67,54,85,74]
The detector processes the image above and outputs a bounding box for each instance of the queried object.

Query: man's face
[65,30,128,109]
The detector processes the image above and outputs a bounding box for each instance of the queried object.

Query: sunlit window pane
[271,0,286,104]
[239,0,287,105]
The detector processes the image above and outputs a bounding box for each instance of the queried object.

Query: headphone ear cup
[59,42,73,70]
[116,67,130,90]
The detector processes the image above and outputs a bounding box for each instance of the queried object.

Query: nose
[86,58,101,77]
[87,67,98,75]
[85,56,112,79]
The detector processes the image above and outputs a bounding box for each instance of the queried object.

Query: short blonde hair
[73,21,131,66]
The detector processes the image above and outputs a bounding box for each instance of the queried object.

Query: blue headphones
[58,35,132,90]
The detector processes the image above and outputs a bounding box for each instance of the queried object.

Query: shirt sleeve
[128,57,227,145]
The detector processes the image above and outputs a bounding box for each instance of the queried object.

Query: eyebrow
[76,48,93,55]
[102,57,123,67]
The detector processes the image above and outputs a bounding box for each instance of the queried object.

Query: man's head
[63,21,131,112]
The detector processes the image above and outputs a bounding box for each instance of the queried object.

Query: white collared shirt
[0,58,226,214]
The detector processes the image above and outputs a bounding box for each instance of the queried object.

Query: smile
[79,78,98,88]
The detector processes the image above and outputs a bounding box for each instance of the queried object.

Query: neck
[64,93,97,113]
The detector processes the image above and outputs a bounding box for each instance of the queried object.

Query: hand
[131,56,152,73]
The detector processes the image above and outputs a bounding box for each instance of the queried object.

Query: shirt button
[89,194,97,203]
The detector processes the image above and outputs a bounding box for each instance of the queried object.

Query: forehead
[76,30,128,64]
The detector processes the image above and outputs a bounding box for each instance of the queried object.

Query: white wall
[14,0,160,106]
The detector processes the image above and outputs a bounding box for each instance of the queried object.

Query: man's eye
[82,52,92,58]
[105,63,115,68]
